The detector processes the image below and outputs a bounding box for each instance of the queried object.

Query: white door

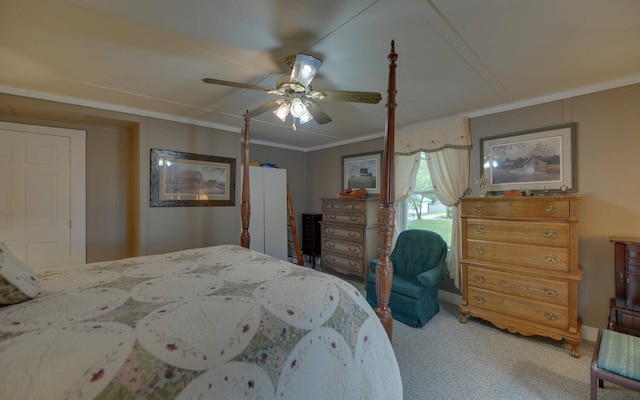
[263,168,287,260]
[0,122,85,270]
[239,166,287,260]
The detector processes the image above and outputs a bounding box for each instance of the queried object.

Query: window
[398,153,453,245]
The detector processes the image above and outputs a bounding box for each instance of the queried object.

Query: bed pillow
[0,241,40,305]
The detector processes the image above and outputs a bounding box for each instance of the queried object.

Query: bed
[0,42,401,400]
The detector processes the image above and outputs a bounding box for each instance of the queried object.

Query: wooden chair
[591,328,640,399]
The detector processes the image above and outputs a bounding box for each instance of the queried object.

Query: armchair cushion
[417,268,442,288]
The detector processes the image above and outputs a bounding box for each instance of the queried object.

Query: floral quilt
[0,245,402,400]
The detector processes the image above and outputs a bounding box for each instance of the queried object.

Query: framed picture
[342,151,382,194]
[150,149,235,207]
[481,123,576,194]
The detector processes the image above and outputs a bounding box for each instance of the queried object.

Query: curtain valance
[395,117,471,155]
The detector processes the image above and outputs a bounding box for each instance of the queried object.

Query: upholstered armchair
[366,229,448,328]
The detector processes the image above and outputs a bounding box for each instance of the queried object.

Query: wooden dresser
[459,195,583,357]
[320,197,379,282]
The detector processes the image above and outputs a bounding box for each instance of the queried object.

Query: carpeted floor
[307,262,640,399]
[392,302,640,400]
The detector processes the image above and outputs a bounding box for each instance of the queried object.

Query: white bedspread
[0,245,402,400]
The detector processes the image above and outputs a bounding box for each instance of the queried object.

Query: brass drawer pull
[348,232,357,238]
[543,288,559,297]
[348,247,358,253]
[543,230,559,239]
[473,226,485,234]
[349,261,357,267]
[544,205,559,214]
[327,243,335,248]
[544,312,559,321]
[543,255,559,263]
[473,296,485,304]
[472,247,486,255]
[350,217,361,222]
[472,275,485,283]
[328,229,336,234]
[473,204,484,212]
[328,215,336,219]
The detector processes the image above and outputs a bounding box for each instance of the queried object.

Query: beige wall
[142,118,241,255]
[307,83,640,329]
[306,138,385,211]
[469,84,640,328]
[2,82,640,329]
[0,95,246,262]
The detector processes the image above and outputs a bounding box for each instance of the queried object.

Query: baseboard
[438,290,599,343]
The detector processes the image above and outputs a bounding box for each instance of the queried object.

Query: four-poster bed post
[375,40,397,340]
[240,111,251,249]
[237,42,398,341]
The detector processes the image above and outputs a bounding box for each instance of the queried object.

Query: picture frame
[481,123,576,194]
[150,149,235,207]
[342,151,383,194]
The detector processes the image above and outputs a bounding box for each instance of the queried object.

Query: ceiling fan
[202,53,382,130]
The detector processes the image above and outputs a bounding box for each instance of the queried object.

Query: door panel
[0,128,70,270]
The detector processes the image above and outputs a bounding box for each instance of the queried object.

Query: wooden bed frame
[240,41,398,341]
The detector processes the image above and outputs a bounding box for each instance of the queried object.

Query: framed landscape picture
[342,151,382,194]
[480,123,576,194]
[150,149,235,206]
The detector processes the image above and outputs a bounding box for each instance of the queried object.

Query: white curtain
[394,153,420,202]
[393,153,420,242]
[426,148,469,288]
[395,117,471,288]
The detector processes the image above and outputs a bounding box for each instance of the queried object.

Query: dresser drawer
[321,238,364,258]
[465,265,569,306]
[466,219,569,247]
[322,251,363,274]
[322,200,367,213]
[323,212,366,225]
[466,239,570,272]
[321,224,364,241]
[627,244,640,273]
[468,287,569,330]
[462,199,570,219]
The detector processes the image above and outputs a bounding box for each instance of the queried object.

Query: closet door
[239,166,287,260]
[263,168,287,260]
[248,166,265,253]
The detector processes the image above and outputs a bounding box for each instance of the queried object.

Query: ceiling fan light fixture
[289,97,306,118]
[273,102,290,122]
[290,54,322,88]
[299,108,313,124]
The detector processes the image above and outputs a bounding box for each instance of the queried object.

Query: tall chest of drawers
[320,197,379,281]
[459,195,583,357]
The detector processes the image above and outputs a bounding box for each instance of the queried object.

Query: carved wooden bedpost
[240,112,251,249]
[375,41,397,341]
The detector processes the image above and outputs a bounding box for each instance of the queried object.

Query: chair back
[390,229,447,278]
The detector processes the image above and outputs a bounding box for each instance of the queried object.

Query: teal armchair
[366,229,448,328]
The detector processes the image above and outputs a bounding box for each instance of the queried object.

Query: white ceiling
[1,0,640,151]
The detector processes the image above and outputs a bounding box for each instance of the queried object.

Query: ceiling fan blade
[202,78,273,93]
[245,99,281,118]
[305,102,332,125]
[316,90,382,104]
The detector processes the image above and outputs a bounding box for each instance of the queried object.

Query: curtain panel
[394,117,471,288]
